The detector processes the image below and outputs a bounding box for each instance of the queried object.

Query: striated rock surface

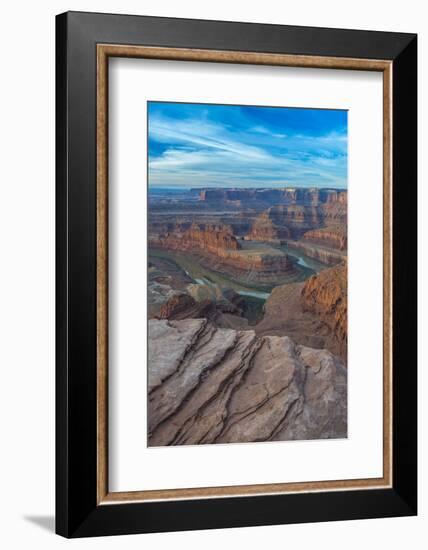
[149,188,347,244]
[255,282,335,351]
[194,188,347,239]
[156,223,241,254]
[148,257,194,318]
[148,319,347,446]
[254,266,347,362]
[265,204,323,238]
[158,292,213,320]
[301,262,347,360]
[198,187,347,207]
[157,285,246,323]
[246,211,291,242]
[213,248,292,276]
[151,224,296,284]
[285,240,346,265]
[302,225,347,251]
[321,199,347,224]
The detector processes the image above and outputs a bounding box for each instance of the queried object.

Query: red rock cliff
[151,223,294,280]
[301,262,347,360]
[302,225,347,251]
[246,211,291,241]
[157,223,241,254]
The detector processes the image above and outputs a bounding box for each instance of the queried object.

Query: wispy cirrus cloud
[148,102,347,189]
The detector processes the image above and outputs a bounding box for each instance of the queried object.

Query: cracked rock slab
[148,319,347,446]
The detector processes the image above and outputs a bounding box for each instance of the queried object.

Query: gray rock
[148,319,347,446]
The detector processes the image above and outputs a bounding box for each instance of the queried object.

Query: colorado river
[150,249,274,299]
[278,244,325,273]
[237,290,270,300]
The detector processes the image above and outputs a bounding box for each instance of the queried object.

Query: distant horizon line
[148,185,348,191]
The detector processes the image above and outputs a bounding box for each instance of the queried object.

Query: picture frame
[56,11,417,538]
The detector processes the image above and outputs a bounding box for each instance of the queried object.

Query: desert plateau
[148,186,348,445]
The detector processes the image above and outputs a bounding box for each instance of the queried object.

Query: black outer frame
[56,11,417,538]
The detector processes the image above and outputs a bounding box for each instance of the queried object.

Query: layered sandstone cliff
[286,240,345,265]
[321,200,347,224]
[151,224,296,282]
[157,293,214,320]
[198,187,347,207]
[156,223,240,254]
[245,203,347,240]
[156,285,246,322]
[302,225,347,251]
[301,262,347,360]
[246,211,291,242]
[148,319,347,446]
[267,204,323,237]
[254,263,347,361]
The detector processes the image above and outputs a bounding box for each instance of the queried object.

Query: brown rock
[255,282,334,351]
[151,223,296,284]
[301,262,347,360]
[158,292,210,320]
[254,263,347,361]
[157,285,247,325]
[156,223,240,254]
[285,240,346,265]
[302,225,347,251]
[246,210,291,242]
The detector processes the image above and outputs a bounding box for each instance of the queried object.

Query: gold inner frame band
[96,44,393,504]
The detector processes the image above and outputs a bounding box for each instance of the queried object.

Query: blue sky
[148,102,347,189]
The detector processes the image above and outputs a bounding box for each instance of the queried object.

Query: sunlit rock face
[301,261,347,361]
[156,223,241,254]
[302,226,347,251]
[150,223,296,284]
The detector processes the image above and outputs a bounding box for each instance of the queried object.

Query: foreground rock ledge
[148,319,347,446]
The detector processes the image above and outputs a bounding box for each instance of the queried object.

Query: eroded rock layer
[302,225,347,251]
[198,187,347,207]
[285,240,346,265]
[151,223,296,283]
[254,264,347,362]
[301,262,347,360]
[148,319,347,446]
[156,223,241,254]
[246,211,291,242]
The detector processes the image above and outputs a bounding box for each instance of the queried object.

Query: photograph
[0,1,420,544]
[147,101,348,446]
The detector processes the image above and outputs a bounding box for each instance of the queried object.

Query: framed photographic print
[56,11,417,537]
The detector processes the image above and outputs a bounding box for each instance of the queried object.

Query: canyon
[151,222,295,284]
[148,186,348,444]
[302,225,347,251]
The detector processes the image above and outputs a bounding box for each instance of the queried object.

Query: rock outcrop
[246,211,291,242]
[151,224,297,284]
[255,282,336,352]
[198,187,347,207]
[158,292,212,320]
[150,188,347,244]
[285,240,346,265]
[254,264,347,362]
[148,319,347,446]
[301,262,347,360]
[156,223,241,254]
[148,257,194,318]
[243,203,346,241]
[262,204,323,238]
[157,285,245,323]
[302,225,347,251]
